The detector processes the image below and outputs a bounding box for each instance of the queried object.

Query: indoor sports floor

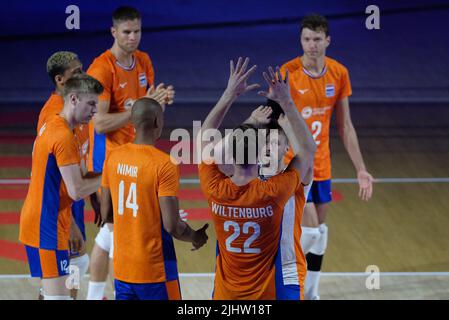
[0,102,448,299]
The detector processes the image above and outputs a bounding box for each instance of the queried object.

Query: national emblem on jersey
[325,83,335,97]
[138,73,147,87]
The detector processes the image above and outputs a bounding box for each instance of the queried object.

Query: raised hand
[357,170,374,201]
[225,57,260,98]
[258,66,292,106]
[249,105,273,125]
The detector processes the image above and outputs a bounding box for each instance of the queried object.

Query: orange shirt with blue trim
[101,143,180,283]
[19,115,80,250]
[199,162,301,299]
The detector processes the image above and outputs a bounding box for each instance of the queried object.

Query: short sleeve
[266,166,300,208]
[338,66,352,100]
[53,131,80,167]
[145,53,155,86]
[158,160,180,197]
[198,162,226,198]
[101,153,110,188]
[87,60,112,102]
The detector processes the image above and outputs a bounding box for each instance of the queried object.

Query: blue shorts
[307,180,332,204]
[25,245,70,278]
[115,279,181,300]
[276,284,301,300]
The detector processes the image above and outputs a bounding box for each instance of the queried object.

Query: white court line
[2,272,449,280]
[1,178,449,185]
[180,178,449,184]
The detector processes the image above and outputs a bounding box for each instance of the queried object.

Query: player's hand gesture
[146,83,171,110]
[224,57,259,98]
[191,223,209,251]
[258,66,292,107]
[69,222,85,254]
[357,170,374,201]
[249,106,273,125]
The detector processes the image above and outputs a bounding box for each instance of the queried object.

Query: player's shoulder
[87,50,114,72]
[281,56,302,73]
[134,50,152,65]
[41,115,73,145]
[325,56,349,74]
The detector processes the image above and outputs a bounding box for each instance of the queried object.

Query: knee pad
[109,231,114,259]
[309,223,328,256]
[95,224,112,253]
[70,253,89,279]
[300,227,321,254]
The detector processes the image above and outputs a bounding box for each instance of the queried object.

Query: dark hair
[300,14,329,36]
[112,6,141,25]
[231,123,260,168]
[63,73,103,97]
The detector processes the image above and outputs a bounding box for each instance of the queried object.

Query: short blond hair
[46,51,79,84]
[63,73,103,97]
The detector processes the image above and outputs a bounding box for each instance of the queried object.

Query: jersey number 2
[118,180,139,217]
[224,221,261,254]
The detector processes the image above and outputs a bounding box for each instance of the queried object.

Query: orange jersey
[281,56,352,180]
[87,50,155,154]
[19,115,80,250]
[279,183,310,296]
[37,93,89,171]
[101,143,180,283]
[198,163,301,300]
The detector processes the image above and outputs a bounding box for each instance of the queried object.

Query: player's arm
[93,100,132,134]
[59,164,102,201]
[335,97,373,201]
[198,57,259,152]
[259,66,316,184]
[159,196,208,250]
[100,186,113,224]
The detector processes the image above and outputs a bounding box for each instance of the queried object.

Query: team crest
[325,84,335,97]
[138,73,147,87]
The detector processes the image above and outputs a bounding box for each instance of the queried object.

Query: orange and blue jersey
[19,114,80,251]
[281,56,352,181]
[36,92,89,242]
[101,143,180,285]
[87,50,155,173]
[198,162,301,300]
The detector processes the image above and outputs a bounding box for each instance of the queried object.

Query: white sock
[87,281,106,300]
[305,270,321,300]
[300,227,321,254]
[43,294,72,300]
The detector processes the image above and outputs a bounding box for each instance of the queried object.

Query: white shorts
[94,224,111,253]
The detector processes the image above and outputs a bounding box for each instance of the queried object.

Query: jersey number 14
[118,180,139,217]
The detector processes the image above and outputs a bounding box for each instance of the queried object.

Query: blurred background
[0,0,449,299]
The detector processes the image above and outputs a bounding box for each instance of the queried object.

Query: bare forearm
[279,119,300,155]
[341,124,366,172]
[77,176,101,200]
[94,110,131,134]
[201,91,236,132]
[282,101,316,156]
[171,220,196,243]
